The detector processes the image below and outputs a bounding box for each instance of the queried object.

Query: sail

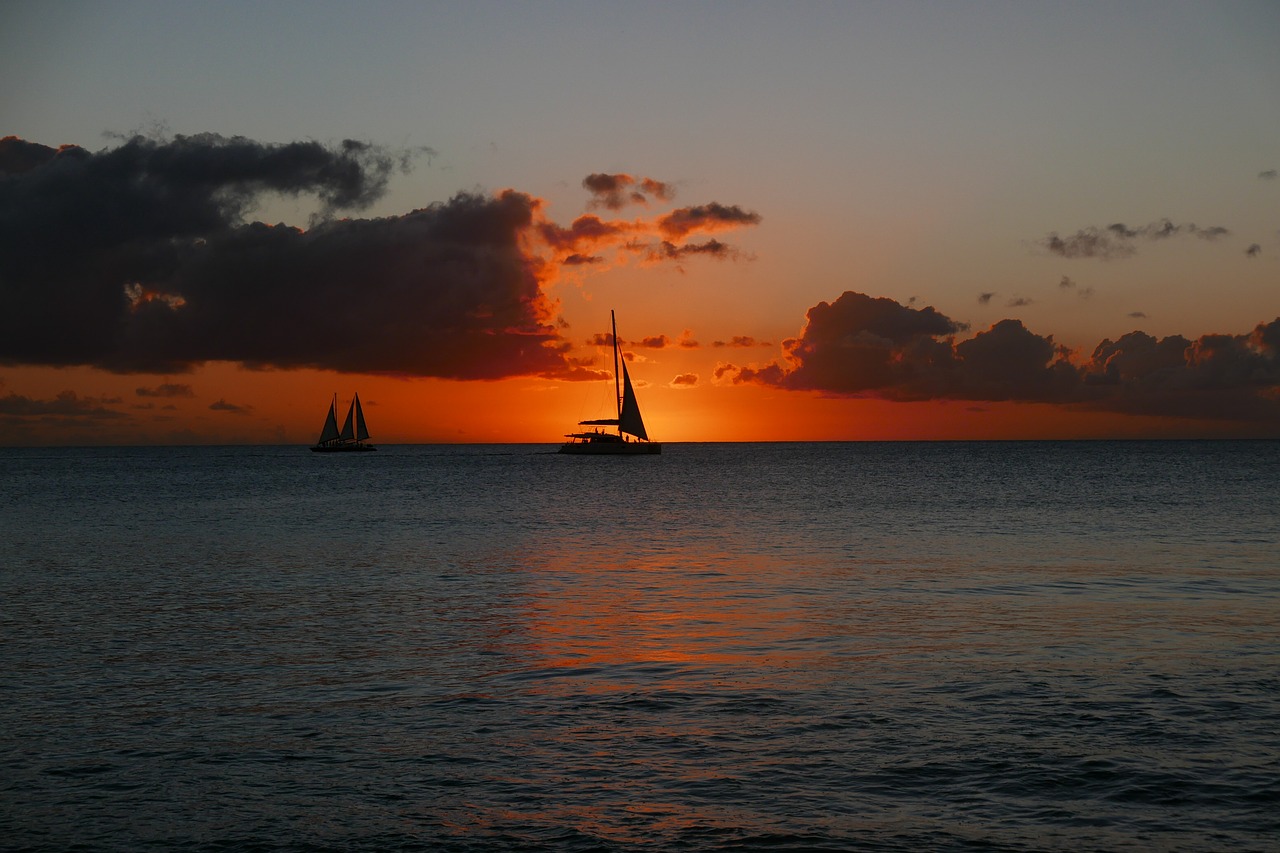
[318,400,341,444]
[618,360,649,440]
[354,393,370,441]
[339,398,356,441]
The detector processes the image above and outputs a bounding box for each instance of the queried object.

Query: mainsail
[618,360,648,440]
[354,393,370,441]
[339,399,356,441]
[318,398,342,444]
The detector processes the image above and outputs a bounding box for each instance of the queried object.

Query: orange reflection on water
[498,542,821,694]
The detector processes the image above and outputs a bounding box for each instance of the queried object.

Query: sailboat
[559,311,662,455]
[312,392,377,452]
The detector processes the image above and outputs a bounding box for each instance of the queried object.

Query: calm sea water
[2,442,1278,851]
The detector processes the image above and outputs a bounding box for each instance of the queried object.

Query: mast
[611,310,621,429]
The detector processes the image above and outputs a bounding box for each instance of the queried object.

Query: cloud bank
[0,134,760,379]
[729,291,1280,426]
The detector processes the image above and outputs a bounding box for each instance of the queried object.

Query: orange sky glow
[3,4,1279,447]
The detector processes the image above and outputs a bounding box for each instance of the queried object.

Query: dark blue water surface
[2,442,1278,851]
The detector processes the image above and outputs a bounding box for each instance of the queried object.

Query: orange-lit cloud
[730,291,1280,428]
[544,212,758,273]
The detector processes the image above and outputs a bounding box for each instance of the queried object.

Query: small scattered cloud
[1128,311,1148,319]
[677,329,699,349]
[1057,275,1094,299]
[582,173,674,210]
[1246,243,1262,258]
[136,382,195,398]
[670,373,699,388]
[713,362,740,383]
[0,390,125,419]
[1260,169,1278,180]
[1007,297,1033,308]
[658,203,762,240]
[978,292,995,305]
[1038,219,1232,260]
[648,238,738,262]
[712,336,767,348]
[209,399,252,414]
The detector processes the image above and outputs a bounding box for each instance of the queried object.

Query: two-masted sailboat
[560,311,661,455]
[312,392,377,452]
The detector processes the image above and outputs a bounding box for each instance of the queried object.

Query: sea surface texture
[2,442,1278,851]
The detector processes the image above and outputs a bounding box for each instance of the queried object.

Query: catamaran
[312,392,377,452]
[560,311,662,455]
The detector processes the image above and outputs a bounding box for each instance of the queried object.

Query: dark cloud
[670,373,699,388]
[1039,219,1232,259]
[1128,311,1148,319]
[649,239,737,261]
[658,203,762,239]
[1246,243,1262,258]
[0,133,576,379]
[735,291,968,398]
[0,136,83,175]
[209,398,252,414]
[582,173,674,210]
[712,336,765,348]
[562,253,603,266]
[731,290,1280,426]
[1007,297,1033,308]
[637,335,670,349]
[713,362,739,381]
[978,292,995,305]
[136,382,195,398]
[0,390,126,418]
[1260,170,1278,180]
[1081,322,1280,420]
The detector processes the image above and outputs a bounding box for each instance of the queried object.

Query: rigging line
[611,309,621,423]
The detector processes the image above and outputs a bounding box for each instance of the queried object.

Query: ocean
[2,441,1277,851]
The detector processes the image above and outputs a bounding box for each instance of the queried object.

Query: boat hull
[311,443,377,452]
[558,440,661,455]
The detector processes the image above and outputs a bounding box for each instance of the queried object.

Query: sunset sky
[2,0,1278,444]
